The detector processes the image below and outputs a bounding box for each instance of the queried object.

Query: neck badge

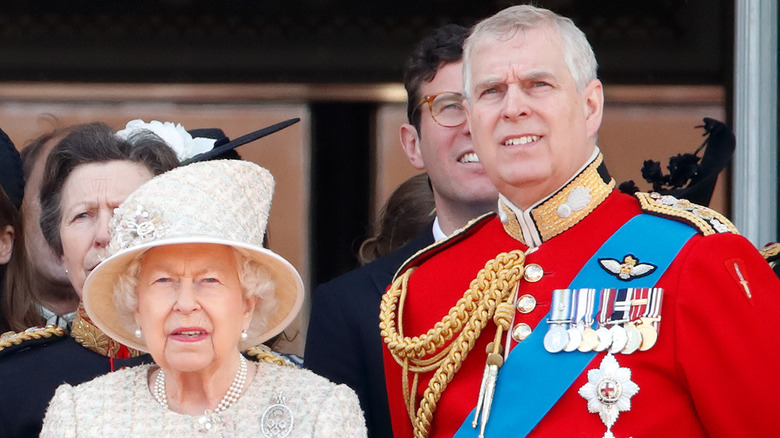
[578,353,639,438]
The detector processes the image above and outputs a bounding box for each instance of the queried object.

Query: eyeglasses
[417,92,466,127]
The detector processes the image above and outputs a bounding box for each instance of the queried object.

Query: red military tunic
[381,156,780,437]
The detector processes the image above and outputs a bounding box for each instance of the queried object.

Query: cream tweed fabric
[41,361,367,437]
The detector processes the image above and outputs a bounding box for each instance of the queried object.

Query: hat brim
[83,236,304,353]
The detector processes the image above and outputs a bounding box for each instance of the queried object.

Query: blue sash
[454,214,696,437]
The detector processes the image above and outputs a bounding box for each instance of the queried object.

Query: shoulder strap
[635,192,738,236]
[760,242,779,262]
[0,326,68,357]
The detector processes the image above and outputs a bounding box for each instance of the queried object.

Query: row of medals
[543,317,659,355]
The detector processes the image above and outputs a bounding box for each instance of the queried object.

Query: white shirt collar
[39,305,77,330]
[432,217,447,242]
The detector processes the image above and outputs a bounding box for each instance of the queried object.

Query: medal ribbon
[596,289,614,327]
[629,288,649,323]
[571,289,587,328]
[610,288,631,324]
[644,288,664,331]
[454,213,697,438]
[549,289,572,323]
[582,288,596,328]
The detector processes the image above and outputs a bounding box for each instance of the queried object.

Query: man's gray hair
[463,5,598,99]
[114,246,277,340]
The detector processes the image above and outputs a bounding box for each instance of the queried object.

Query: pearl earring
[241,330,248,341]
[134,328,143,339]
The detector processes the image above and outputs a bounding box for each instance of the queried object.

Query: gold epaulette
[393,212,496,281]
[244,344,298,368]
[760,242,780,265]
[0,325,67,353]
[70,306,145,358]
[635,192,739,236]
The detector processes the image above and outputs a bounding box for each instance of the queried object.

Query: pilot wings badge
[598,254,656,281]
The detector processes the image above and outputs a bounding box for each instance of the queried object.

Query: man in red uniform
[380,5,780,438]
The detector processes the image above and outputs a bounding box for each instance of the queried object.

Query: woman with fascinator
[41,160,366,436]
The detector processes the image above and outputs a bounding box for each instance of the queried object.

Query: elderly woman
[0,122,179,437]
[41,160,367,436]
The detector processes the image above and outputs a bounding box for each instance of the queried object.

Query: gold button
[512,323,532,342]
[524,264,544,282]
[515,294,537,313]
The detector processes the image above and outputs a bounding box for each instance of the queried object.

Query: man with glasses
[398,28,498,239]
[304,24,498,437]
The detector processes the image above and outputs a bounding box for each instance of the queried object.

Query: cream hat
[82,160,304,352]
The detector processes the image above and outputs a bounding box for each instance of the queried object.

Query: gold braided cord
[491,301,517,349]
[385,269,479,361]
[387,270,458,372]
[245,345,297,368]
[380,250,526,438]
[0,325,67,351]
[493,302,516,331]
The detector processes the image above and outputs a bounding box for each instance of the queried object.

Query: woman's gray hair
[113,245,277,342]
[463,5,598,100]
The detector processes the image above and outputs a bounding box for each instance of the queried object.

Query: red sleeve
[382,338,415,437]
[667,232,780,436]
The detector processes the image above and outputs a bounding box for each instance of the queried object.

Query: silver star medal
[261,392,294,438]
[578,353,639,438]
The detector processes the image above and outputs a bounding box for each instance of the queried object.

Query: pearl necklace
[154,354,248,416]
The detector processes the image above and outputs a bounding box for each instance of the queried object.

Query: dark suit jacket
[304,228,434,438]
[0,335,152,438]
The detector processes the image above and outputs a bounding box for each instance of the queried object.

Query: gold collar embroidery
[70,305,145,358]
[500,154,615,246]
